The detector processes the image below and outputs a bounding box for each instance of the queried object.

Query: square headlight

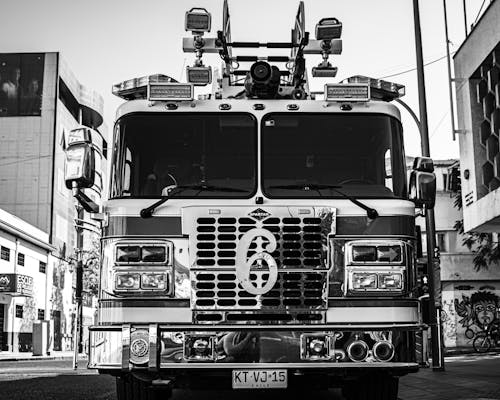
[378,273,402,290]
[115,272,140,291]
[141,273,168,291]
[351,273,377,290]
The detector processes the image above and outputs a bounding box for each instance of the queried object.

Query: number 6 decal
[235,228,278,295]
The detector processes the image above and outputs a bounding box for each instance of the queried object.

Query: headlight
[116,246,141,263]
[141,273,168,291]
[116,243,169,264]
[378,273,402,290]
[142,246,166,263]
[115,273,140,291]
[349,242,403,264]
[351,273,377,290]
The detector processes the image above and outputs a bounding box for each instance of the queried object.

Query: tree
[80,238,100,297]
[454,188,500,270]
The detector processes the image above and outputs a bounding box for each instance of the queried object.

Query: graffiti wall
[441,281,500,348]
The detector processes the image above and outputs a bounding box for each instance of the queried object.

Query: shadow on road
[0,374,345,400]
[0,374,116,400]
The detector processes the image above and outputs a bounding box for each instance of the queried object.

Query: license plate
[232,369,287,389]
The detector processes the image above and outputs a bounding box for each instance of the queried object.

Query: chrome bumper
[88,323,423,372]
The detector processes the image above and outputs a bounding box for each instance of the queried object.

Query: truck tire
[342,373,398,400]
[116,374,172,400]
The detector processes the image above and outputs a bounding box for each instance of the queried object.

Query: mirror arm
[72,183,99,213]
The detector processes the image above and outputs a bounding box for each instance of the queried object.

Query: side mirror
[64,127,99,213]
[409,157,436,209]
[64,143,95,190]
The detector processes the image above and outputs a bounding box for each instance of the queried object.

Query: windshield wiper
[269,183,379,219]
[140,184,248,218]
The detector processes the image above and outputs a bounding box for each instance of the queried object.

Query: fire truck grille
[192,270,327,309]
[192,215,329,310]
[194,216,326,269]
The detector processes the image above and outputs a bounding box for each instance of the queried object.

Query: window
[17,252,25,266]
[437,232,448,253]
[39,261,46,273]
[15,305,23,318]
[1,246,10,261]
[0,53,45,117]
[111,113,257,198]
[60,272,65,289]
[261,113,407,199]
[37,309,45,320]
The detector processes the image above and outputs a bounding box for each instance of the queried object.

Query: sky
[0,0,488,159]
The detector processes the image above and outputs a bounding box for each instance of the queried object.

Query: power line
[473,0,488,26]
[0,154,52,167]
[377,52,455,80]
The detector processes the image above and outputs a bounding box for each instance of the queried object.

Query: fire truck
[64,2,437,399]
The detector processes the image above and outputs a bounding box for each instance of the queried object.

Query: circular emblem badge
[235,228,278,295]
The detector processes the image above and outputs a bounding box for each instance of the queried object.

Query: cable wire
[377,52,455,80]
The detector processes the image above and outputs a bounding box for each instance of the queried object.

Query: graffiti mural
[454,290,499,344]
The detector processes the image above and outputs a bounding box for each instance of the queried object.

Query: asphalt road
[0,354,499,400]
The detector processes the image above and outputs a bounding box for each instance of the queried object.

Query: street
[1,354,499,400]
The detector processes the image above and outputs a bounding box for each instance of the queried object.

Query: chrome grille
[195,216,326,269]
[193,270,327,309]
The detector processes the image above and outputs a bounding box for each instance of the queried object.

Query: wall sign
[0,274,33,296]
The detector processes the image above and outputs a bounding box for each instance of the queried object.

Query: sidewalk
[0,351,76,362]
[400,353,500,400]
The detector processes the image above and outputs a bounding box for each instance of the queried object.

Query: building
[454,0,500,233]
[0,52,107,352]
[451,0,500,348]
[413,158,500,349]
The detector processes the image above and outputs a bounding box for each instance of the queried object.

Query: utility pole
[412,0,445,371]
[443,0,457,141]
[72,200,84,369]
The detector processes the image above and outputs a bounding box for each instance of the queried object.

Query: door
[52,310,62,351]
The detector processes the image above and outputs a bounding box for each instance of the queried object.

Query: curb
[0,354,86,362]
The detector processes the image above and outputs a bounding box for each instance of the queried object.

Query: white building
[0,52,106,352]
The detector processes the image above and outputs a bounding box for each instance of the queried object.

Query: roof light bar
[112,74,177,100]
[148,83,194,101]
[325,83,370,102]
[345,75,405,101]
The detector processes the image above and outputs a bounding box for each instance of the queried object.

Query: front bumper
[88,323,422,374]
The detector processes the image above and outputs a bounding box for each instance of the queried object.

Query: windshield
[262,113,407,198]
[110,113,257,198]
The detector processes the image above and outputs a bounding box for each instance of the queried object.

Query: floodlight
[315,18,342,40]
[185,8,211,34]
[312,64,338,78]
[186,66,212,86]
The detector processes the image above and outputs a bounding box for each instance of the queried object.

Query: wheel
[116,374,172,400]
[473,333,492,353]
[342,373,399,400]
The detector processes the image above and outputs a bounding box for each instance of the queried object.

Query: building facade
[416,158,500,349]
[0,52,106,352]
[452,0,500,349]
[454,0,500,233]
